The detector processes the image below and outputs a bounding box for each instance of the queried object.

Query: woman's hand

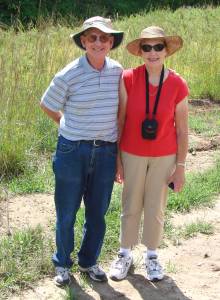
[171,97,188,193]
[168,165,185,193]
[115,155,124,184]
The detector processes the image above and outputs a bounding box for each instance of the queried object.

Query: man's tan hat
[71,16,124,50]
[126,26,183,57]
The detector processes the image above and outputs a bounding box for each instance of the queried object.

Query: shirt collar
[80,54,109,72]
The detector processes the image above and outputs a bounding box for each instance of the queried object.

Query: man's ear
[110,36,114,49]
[80,35,86,48]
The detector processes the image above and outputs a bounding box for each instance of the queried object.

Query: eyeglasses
[84,34,111,43]
[140,43,165,52]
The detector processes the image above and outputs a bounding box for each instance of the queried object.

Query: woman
[109,26,189,281]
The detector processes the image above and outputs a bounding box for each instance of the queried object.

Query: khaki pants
[120,151,176,250]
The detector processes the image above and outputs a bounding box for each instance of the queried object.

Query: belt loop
[93,140,99,147]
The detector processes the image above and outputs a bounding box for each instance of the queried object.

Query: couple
[40,16,189,286]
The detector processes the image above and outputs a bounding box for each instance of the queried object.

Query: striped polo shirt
[41,55,123,142]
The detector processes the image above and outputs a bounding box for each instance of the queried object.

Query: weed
[0,226,53,298]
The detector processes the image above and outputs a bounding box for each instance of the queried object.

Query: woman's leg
[142,154,176,249]
[120,151,149,248]
[142,154,176,281]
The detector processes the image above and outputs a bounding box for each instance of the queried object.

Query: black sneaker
[79,264,107,282]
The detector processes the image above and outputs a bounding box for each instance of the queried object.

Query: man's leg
[52,136,85,268]
[78,143,117,269]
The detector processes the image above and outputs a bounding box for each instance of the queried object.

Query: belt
[80,140,115,147]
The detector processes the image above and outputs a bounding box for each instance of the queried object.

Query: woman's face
[140,38,167,68]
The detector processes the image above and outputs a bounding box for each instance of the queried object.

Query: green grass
[181,220,214,238]
[0,226,53,298]
[189,105,220,136]
[0,7,220,179]
[167,158,220,212]
[165,260,178,274]
[6,155,54,194]
[164,218,214,245]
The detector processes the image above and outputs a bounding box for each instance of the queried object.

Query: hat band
[83,21,112,30]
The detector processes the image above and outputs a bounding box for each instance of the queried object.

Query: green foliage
[164,218,214,245]
[0,7,220,184]
[181,220,214,238]
[189,106,220,136]
[168,159,220,212]
[7,156,54,194]
[1,0,220,27]
[0,226,53,298]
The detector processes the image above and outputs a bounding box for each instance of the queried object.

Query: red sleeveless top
[120,64,189,157]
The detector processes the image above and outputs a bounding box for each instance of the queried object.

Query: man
[40,16,123,286]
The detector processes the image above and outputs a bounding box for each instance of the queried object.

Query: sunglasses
[140,43,165,52]
[85,34,111,43]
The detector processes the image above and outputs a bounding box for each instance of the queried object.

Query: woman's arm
[175,98,189,165]
[168,98,189,192]
[116,78,128,183]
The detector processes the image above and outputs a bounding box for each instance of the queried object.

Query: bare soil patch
[8,196,220,300]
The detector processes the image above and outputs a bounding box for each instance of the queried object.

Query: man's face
[80,28,114,62]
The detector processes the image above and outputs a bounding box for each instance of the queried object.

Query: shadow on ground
[68,272,191,300]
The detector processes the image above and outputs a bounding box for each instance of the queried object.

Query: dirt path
[7,197,220,300]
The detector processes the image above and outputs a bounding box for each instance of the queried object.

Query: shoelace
[58,268,68,276]
[89,264,102,274]
[114,256,128,269]
[148,259,161,271]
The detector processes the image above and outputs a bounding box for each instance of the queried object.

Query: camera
[141,118,158,140]
[168,182,174,190]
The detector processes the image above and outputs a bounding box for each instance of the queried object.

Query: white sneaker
[54,267,70,286]
[109,253,133,281]
[145,255,164,281]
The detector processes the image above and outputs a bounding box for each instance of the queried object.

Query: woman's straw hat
[126,26,183,57]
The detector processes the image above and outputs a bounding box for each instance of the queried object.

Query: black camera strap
[145,65,164,116]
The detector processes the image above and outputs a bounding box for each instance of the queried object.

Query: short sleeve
[122,69,133,95]
[175,76,189,104]
[41,74,69,111]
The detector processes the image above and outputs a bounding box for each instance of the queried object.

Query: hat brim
[71,25,124,50]
[126,36,183,57]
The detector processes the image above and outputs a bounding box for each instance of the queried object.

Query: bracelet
[176,162,186,168]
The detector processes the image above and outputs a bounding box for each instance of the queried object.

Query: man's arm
[40,102,63,125]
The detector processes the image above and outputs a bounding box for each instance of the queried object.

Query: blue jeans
[52,135,117,268]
